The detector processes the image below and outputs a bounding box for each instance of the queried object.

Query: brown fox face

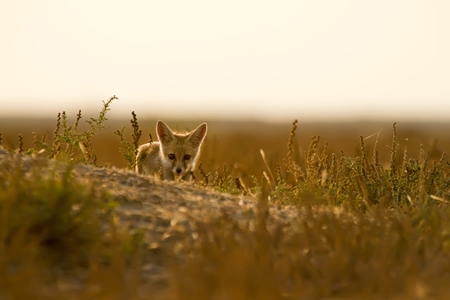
[156,121,207,180]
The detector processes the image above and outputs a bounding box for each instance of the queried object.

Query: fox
[135,120,207,181]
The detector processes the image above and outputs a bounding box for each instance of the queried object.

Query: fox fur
[135,121,207,181]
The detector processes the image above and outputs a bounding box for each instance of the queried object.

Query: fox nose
[176,168,182,174]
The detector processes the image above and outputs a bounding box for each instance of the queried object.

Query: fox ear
[188,123,207,146]
[156,120,174,144]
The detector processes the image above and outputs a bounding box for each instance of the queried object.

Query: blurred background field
[1,116,448,180]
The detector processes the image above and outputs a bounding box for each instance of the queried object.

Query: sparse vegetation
[1,97,450,299]
[114,110,142,170]
[46,95,117,165]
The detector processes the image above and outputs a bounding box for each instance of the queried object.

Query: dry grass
[1,98,450,299]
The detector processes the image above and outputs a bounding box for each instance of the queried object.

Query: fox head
[156,120,207,180]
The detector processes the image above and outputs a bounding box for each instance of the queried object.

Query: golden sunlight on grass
[1,97,450,299]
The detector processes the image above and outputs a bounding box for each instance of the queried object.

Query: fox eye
[168,154,175,160]
[184,154,191,160]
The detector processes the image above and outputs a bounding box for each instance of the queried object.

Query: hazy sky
[1,0,449,121]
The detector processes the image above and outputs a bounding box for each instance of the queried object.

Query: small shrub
[115,111,142,169]
[46,96,118,165]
